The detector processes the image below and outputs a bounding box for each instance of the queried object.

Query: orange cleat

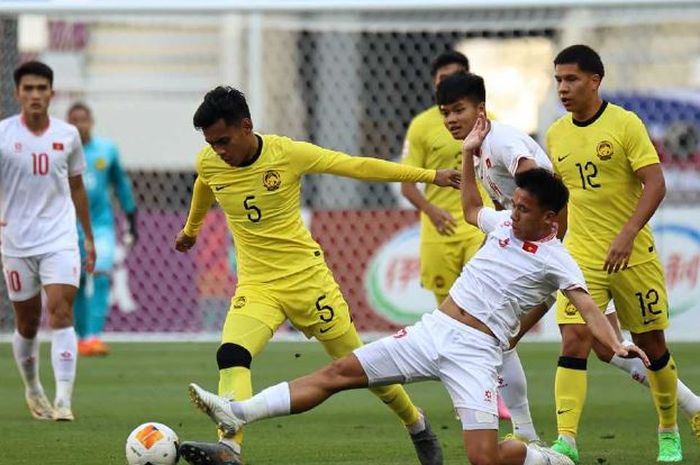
[78,337,110,357]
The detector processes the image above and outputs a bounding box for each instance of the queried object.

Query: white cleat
[26,391,54,420]
[188,383,245,436]
[53,400,74,421]
[530,443,575,465]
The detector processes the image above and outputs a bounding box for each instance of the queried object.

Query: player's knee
[46,301,74,329]
[217,343,252,370]
[560,325,592,357]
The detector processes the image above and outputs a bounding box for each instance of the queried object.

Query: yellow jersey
[546,101,660,268]
[402,105,492,243]
[184,134,437,284]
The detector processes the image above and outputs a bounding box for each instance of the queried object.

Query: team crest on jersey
[95,157,107,170]
[233,296,247,309]
[52,142,64,151]
[596,141,613,160]
[14,142,22,152]
[263,170,281,191]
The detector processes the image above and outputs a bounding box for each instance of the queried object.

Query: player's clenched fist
[433,169,461,189]
[175,230,197,252]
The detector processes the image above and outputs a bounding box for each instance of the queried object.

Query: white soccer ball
[125,422,179,465]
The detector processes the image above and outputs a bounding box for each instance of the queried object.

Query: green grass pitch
[0,341,698,464]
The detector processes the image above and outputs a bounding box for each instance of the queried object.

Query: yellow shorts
[556,257,669,333]
[223,264,352,342]
[419,238,482,295]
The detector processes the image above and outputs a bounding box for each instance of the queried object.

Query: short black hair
[514,168,569,213]
[67,101,92,118]
[554,44,605,78]
[193,86,251,130]
[14,61,54,87]
[435,72,485,107]
[430,50,470,77]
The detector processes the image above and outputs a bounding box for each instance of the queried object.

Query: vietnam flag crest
[52,142,64,151]
[522,241,538,254]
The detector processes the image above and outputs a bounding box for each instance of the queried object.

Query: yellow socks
[555,357,588,438]
[647,351,678,430]
[219,366,253,445]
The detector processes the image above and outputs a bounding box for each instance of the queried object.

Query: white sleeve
[68,129,85,176]
[547,247,588,292]
[477,208,511,233]
[499,137,536,177]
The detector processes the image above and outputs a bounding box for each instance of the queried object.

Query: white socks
[231,382,291,423]
[51,327,77,407]
[499,348,539,441]
[609,352,700,417]
[12,331,43,396]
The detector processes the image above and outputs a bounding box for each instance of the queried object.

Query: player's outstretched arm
[564,288,649,365]
[70,175,96,273]
[291,140,459,187]
[401,182,457,236]
[460,114,488,226]
[176,176,215,253]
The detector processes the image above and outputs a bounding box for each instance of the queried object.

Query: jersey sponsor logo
[522,242,538,254]
[498,238,510,248]
[556,153,571,162]
[52,142,64,151]
[263,170,281,191]
[214,183,233,191]
[95,157,107,170]
[14,142,22,152]
[596,141,613,160]
[232,296,247,309]
[483,389,494,403]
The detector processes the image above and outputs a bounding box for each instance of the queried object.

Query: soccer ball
[125,422,179,465]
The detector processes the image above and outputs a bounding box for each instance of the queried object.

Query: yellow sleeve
[401,118,426,168]
[183,175,215,237]
[624,113,660,171]
[544,125,560,174]
[289,139,436,183]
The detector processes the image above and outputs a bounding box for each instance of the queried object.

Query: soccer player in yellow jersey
[547,45,700,463]
[175,86,460,465]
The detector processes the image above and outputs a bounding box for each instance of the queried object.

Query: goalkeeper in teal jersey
[67,103,137,356]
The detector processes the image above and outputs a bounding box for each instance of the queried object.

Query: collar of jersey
[237,134,264,168]
[572,100,608,127]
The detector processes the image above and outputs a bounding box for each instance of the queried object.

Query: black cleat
[409,411,443,465]
[179,441,243,465]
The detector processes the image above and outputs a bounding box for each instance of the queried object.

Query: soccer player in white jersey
[184,114,649,465]
[0,61,95,421]
[437,72,700,454]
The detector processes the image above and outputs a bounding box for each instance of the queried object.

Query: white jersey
[0,115,85,257]
[475,121,552,208]
[449,208,586,347]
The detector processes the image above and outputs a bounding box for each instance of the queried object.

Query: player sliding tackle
[187,114,649,465]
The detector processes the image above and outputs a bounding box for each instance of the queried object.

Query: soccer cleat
[657,431,682,462]
[690,411,700,443]
[550,438,579,465]
[179,441,243,465]
[188,383,245,436]
[79,337,110,357]
[409,410,443,465]
[25,391,54,420]
[497,395,511,420]
[529,443,575,465]
[53,400,74,421]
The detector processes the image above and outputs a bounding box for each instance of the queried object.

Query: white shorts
[354,310,501,430]
[604,300,616,315]
[2,248,81,301]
